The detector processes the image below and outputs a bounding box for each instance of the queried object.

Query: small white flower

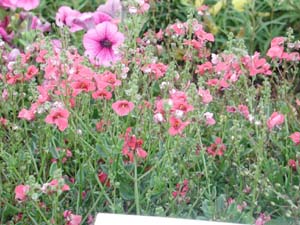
[174,110,184,118]
[154,113,164,123]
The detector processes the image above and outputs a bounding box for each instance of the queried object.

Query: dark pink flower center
[100,39,113,48]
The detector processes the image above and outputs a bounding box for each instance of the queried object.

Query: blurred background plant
[142,0,300,54]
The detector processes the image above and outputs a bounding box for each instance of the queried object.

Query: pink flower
[195,62,213,75]
[271,37,285,47]
[242,52,272,76]
[18,108,35,121]
[122,127,147,162]
[289,132,300,145]
[45,108,70,131]
[112,100,134,116]
[142,63,168,80]
[255,213,271,225]
[55,6,81,28]
[72,11,112,31]
[168,116,190,136]
[15,0,40,11]
[238,104,249,120]
[204,112,216,126]
[97,0,122,18]
[25,65,39,80]
[172,179,189,200]
[288,159,297,171]
[64,210,82,225]
[0,0,16,9]
[267,112,285,130]
[207,137,226,157]
[18,103,38,121]
[83,21,124,66]
[198,88,213,104]
[15,185,30,202]
[267,46,284,59]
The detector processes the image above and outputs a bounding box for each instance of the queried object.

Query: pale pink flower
[18,103,39,121]
[267,46,284,59]
[97,0,122,18]
[198,88,213,104]
[45,108,70,131]
[267,112,285,130]
[289,132,300,145]
[83,21,124,66]
[270,37,285,47]
[0,0,16,9]
[15,184,30,202]
[204,112,216,126]
[15,0,40,11]
[72,11,112,32]
[55,6,81,28]
[112,100,134,116]
[18,108,35,121]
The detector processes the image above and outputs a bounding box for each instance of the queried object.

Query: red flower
[98,171,111,187]
[207,137,226,157]
[122,127,147,162]
[288,159,297,171]
[112,100,134,116]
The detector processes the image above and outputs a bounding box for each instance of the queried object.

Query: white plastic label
[95,213,249,225]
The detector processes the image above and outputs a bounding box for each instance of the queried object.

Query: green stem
[134,156,141,215]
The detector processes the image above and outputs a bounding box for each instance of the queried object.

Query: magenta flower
[83,21,124,66]
[0,0,16,9]
[3,0,40,11]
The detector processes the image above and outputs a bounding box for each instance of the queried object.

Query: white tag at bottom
[95,213,248,225]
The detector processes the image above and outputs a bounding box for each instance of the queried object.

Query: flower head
[45,108,70,131]
[15,185,30,202]
[112,100,134,116]
[267,112,285,130]
[289,132,300,145]
[83,21,124,66]
[168,116,190,136]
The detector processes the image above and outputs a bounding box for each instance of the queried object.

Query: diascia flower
[83,21,124,66]
[64,210,82,225]
[168,116,190,136]
[112,100,134,116]
[122,127,147,162]
[289,132,300,145]
[15,184,30,202]
[45,108,70,131]
[267,112,285,130]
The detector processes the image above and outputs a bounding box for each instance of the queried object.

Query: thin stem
[134,156,141,215]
